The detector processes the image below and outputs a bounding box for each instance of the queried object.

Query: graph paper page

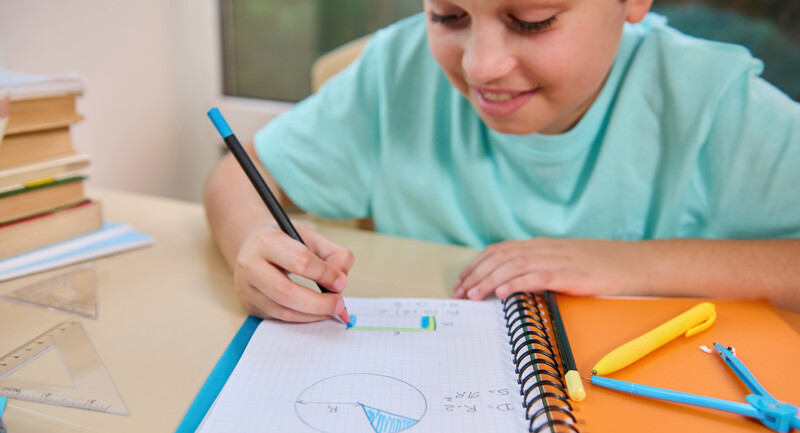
[197,298,528,433]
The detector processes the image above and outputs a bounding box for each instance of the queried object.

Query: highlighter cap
[565,370,586,401]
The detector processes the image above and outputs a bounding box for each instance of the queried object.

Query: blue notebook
[176,316,260,433]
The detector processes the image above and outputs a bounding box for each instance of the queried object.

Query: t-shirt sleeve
[253,37,383,219]
[693,70,800,238]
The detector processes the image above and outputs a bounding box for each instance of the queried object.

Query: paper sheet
[198,298,528,433]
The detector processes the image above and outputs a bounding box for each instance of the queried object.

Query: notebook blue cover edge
[175,315,261,433]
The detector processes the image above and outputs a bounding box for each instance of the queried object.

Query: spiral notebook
[191,295,573,432]
[184,295,800,433]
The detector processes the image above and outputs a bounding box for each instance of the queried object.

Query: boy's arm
[454,237,800,313]
[204,148,281,269]
[203,142,353,321]
[636,238,800,311]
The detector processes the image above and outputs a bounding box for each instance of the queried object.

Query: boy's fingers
[457,243,517,293]
[459,251,513,296]
[246,260,345,316]
[457,251,490,286]
[461,247,558,300]
[266,238,347,293]
[300,227,355,274]
[242,284,334,322]
[495,272,561,299]
[325,246,355,274]
[464,255,522,299]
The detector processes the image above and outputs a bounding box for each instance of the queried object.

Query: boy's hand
[453,238,647,300]
[234,222,354,322]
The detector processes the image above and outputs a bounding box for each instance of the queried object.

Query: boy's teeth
[481,91,515,102]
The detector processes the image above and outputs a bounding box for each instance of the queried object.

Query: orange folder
[558,297,800,432]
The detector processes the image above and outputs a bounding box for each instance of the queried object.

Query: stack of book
[0,70,102,261]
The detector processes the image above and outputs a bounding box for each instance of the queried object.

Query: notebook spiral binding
[503,292,579,433]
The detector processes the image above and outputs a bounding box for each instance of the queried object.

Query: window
[219,0,422,103]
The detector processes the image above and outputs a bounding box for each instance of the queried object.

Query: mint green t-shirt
[255,13,800,249]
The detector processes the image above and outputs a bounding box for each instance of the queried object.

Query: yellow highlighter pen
[591,302,716,376]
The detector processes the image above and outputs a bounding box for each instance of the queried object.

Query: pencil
[544,291,586,401]
[207,107,350,325]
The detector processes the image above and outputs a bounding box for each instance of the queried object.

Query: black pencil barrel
[223,135,302,242]
[545,291,577,371]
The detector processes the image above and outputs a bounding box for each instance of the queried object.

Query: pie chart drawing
[295,373,427,433]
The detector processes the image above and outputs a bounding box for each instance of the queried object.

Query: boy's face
[424,0,651,135]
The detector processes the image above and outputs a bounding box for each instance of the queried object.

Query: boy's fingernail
[467,288,479,299]
[455,288,464,298]
[496,284,509,298]
[334,300,345,314]
[333,275,346,291]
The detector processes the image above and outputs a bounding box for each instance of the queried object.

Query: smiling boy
[204,0,800,322]
[426,0,643,135]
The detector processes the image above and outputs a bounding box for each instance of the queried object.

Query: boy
[204,0,800,322]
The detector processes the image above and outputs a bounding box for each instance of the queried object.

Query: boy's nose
[462,24,517,84]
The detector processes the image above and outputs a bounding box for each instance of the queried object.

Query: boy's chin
[478,114,546,136]
[476,109,580,136]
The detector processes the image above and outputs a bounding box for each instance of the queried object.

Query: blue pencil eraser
[207,107,233,138]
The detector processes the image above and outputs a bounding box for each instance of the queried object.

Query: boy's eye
[429,11,468,27]
[508,15,555,34]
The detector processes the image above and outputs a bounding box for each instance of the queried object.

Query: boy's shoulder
[628,13,764,91]
[617,12,778,130]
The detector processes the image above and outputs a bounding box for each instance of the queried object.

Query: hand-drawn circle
[295,373,427,433]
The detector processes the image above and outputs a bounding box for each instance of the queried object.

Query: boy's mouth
[474,87,538,117]
[480,90,518,102]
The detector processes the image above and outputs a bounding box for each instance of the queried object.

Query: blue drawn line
[360,403,419,433]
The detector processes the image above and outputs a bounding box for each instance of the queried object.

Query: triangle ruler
[0,321,128,415]
[0,264,97,319]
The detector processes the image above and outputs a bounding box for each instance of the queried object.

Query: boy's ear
[625,0,653,24]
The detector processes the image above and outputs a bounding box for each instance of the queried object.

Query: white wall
[0,0,285,202]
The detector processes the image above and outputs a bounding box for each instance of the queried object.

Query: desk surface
[1,190,798,432]
[0,189,478,432]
